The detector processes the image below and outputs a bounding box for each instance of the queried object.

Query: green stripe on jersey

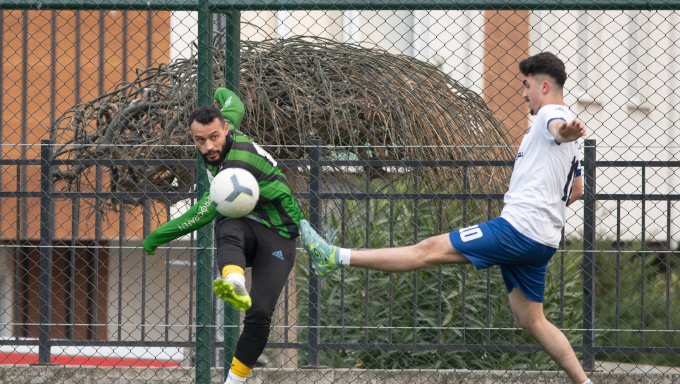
[228,149,279,176]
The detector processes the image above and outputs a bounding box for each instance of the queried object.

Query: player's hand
[142,238,156,255]
[558,119,587,142]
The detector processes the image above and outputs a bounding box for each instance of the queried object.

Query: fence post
[222,9,241,375]
[196,1,214,383]
[582,138,596,371]
[307,139,323,367]
[38,139,54,365]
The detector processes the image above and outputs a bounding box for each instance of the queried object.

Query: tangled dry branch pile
[50,36,514,207]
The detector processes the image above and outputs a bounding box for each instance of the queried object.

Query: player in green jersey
[142,88,305,384]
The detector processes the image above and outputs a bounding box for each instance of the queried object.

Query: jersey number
[460,225,483,242]
[562,156,579,203]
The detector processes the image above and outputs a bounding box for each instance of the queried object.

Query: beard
[201,141,229,166]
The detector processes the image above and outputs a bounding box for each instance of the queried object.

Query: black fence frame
[2,139,679,369]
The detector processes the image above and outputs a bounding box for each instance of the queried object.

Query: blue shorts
[448,217,557,303]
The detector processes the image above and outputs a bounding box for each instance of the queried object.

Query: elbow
[567,190,583,206]
[573,190,584,201]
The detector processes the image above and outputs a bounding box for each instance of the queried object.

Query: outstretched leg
[300,220,470,275]
[508,288,589,384]
[351,234,470,271]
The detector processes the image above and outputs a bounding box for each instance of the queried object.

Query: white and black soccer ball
[210,168,260,218]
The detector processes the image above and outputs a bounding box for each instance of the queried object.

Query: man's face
[190,117,228,166]
[521,74,546,116]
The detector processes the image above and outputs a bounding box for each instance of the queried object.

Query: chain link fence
[0,2,679,383]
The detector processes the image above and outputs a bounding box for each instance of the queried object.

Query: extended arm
[549,119,586,144]
[214,87,245,130]
[142,190,219,254]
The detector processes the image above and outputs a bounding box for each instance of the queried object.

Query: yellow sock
[230,357,252,378]
[222,265,245,280]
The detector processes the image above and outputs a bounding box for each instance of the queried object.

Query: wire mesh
[0,4,679,384]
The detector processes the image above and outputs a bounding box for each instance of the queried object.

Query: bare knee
[413,237,446,267]
[515,312,548,336]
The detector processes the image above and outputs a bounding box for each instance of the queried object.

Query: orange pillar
[483,10,530,150]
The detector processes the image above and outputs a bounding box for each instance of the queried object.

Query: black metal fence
[3,138,679,375]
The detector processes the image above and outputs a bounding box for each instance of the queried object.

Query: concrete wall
[0,366,677,384]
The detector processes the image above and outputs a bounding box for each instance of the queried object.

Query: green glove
[214,87,245,130]
[142,237,156,255]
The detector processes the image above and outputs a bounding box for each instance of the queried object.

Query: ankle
[225,273,246,287]
[338,248,351,267]
[224,370,247,384]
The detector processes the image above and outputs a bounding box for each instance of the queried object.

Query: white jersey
[500,104,582,249]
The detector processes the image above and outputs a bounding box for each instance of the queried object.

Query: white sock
[338,248,351,267]
[581,379,592,384]
[224,370,247,384]
[225,273,246,287]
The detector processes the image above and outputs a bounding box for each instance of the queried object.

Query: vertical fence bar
[340,200,346,343]
[461,166,468,345]
[616,200,620,346]
[582,138,596,372]
[165,205,171,343]
[38,140,54,365]
[486,200,492,344]
[142,186,150,342]
[412,167,418,344]
[666,200,671,347]
[86,240,94,340]
[118,202,125,342]
[196,0,215,381]
[640,166,646,347]
[50,10,56,127]
[122,11,128,79]
[223,11,241,370]
[69,196,80,341]
[13,163,21,339]
[560,228,565,328]
[388,199,394,344]
[437,199,443,344]
[94,165,103,340]
[307,139,323,367]
[364,167,370,344]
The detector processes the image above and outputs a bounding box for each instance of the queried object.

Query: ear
[541,79,551,95]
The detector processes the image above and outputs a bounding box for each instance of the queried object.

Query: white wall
[106,239,197,342]
[0,245,13,338]
[530,10,680,246]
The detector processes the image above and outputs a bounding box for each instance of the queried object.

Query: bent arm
[142,190,219,254]
[567,176,583,207]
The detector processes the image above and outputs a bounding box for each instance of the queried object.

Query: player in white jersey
[299,52,592,384]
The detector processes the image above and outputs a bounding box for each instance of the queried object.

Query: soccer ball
[210,168,260,218]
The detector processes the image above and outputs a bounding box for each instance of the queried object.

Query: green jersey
[142,89,304,254]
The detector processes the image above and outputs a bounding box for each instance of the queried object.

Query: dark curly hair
[519,52,567,89]
[188,105,225,127]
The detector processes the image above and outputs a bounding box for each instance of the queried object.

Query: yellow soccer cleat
[213,277,252,311]
[300,219,341,276]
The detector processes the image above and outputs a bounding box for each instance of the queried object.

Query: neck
[539,94,564,109]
